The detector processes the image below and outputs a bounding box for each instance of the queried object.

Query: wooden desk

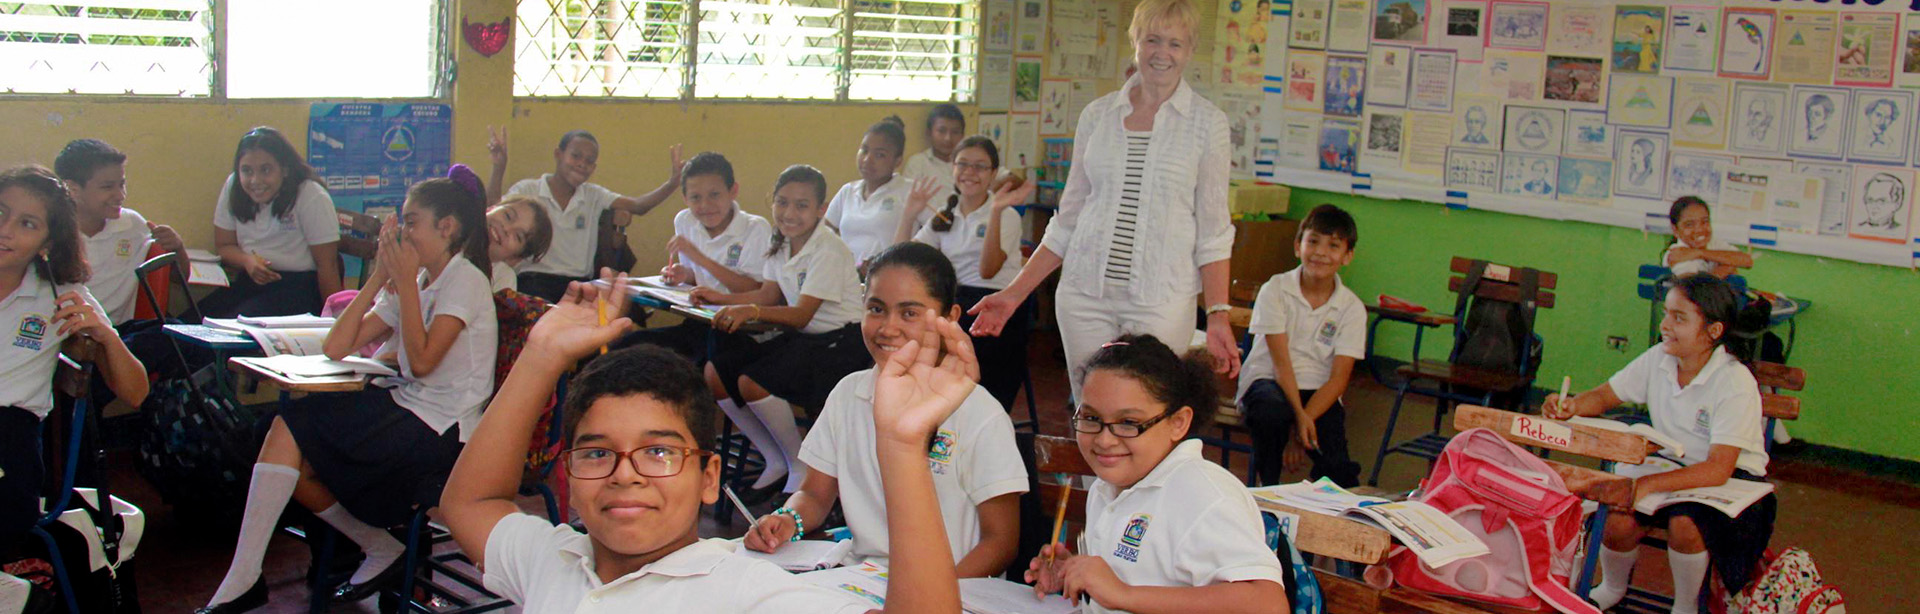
[1364,304,1457,385]
[229,356,368,393]
[1253,499,1394,565]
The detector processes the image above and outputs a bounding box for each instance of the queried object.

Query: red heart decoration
[463,16,511,58]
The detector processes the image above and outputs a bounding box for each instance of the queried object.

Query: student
[1025,335,1287,614]
[440,274,971,613]
[1237,204,1367,487]
[747,242,1028,577]
[201,127,343,318]
[0,166,148,560]
[55,139,187,326]
[695,165,868,495]
[826,116,927,269]
[198,167,498,613]
[1544,274,1774,614]
[611,151,773,360]
[902,104,967,198]
[485,126,683,300]
[484,195,555,293]
[906,136,1038,409]
[1664,196,1753,279]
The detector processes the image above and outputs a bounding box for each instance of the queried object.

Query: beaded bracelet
[772,507,805,542]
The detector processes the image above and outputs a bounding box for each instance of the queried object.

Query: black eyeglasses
[562,445,714,480]
[1070,410,1176,438]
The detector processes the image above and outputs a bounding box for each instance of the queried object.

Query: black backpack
[135,345,263,528]
[1450,261,1544,409]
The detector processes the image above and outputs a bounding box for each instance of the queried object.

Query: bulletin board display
[307,103,455,275]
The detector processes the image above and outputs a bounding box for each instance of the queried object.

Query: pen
[1555,375,1571,419]
[723,484,758,528]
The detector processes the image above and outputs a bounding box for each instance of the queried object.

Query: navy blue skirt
[279,388,463,527]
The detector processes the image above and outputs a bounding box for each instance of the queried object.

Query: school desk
[1363,303,1457,386]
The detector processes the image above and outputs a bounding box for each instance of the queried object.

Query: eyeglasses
[955,161,995,174]
[1070,410,1176,438]
[562,445,715,480]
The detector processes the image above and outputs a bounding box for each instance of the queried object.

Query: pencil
[723,484,758,527]
[1047,476,1070,566]
[1555,375,1571,419]
[597,290,609,355]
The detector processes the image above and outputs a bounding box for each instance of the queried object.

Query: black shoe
[194,578,267,614]
[330,558,405,603]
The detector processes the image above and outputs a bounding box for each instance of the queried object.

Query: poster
[1451,94,1502,148]
[1835,12,1898,87]
[1613,129,1670,199]
[1787,85,1848,160]
[978,114,1010,158]
[1718,163,1773,215]
[1013,56,1043,112]
[1284,51,1328,112]
[1666,151,1735,201]
[1223,91,1263,178]
[1846,89,1912,165]
[1795,161,1854,235]
[1770,10,1835,85]
[1016,0,1047,54]
[1367,45,1414,107]
[1563,109,1612,157]
[1328,0,1372,53]
[1445,147,1501,189]
[1439,0,1487,62]
[1848,165,1913,243]
[978,54,1013,112]
[984,0,1016,52]
[1050,0,1095,54]
[1403,111,1454,177]
[1362,109,1407,172]
[1610,6,1664,74]
[1482,49,1543,101]
[1039,79,1071,135]
[1068,79,1098,132]
[1543,55,1604,105]
[1718,8,1776,81]
[1500,153,1558,198]
[1729,83,1789,155]
[1008,113,1040,168]
[1546,3,1607,57]
[308,103,452,277]
[1282,112,1325,169]
[1606,74,1674,128]
[1215,0,1272,88]
[1558,157,1614,203]
[1768,173,1828,234]
[1501,105,1564,155]
[1665,5,1720,73]
[1673,77,1732,150]
[1323,54,1368,117]
[1485,1,1548,52]
[1372,0,1429,45]
[1291,0,1330,50]
[1409,48,1457,112]
[1900,23,1920,89]
[1318,119,1362,173]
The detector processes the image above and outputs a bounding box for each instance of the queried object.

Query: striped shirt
[1106,131,1152,282]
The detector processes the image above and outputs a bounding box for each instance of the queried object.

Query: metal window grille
[0,0,215,96]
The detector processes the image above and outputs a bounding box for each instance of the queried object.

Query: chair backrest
[1444,258,1557,397]
[1032,434,1094,529]
[492,289,568,477]
[594,209,636,275]
[337,207,380,286]
[1751,362,1805,392]
[134,249,202,322]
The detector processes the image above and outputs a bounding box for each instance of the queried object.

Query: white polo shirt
[0,269,102,418]
[482,513,872,614]
[212,178,340,273]
[824,177,929,265]
[371,255,497,441]
[507,175,622,278]
[762,228,863,334]
[672,204,773,290]
[1237,269,1369,401]
[491,260,518,293]
[1080,440,1286,614]
[82,208,154,325]
[799,369,1029,567]
[903,149,957,199]
[913,205,1023,290]
[1665,240,1735,278]
[1608,345,1769,476]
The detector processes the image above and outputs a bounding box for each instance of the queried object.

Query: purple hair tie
[447,164,484,199]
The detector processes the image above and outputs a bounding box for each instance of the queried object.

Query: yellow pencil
[597,291,609,355]
[1047,477,1070,566]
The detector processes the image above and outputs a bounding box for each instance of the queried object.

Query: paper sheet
[739,539,855,572]
[980,54,1013,112]
[1771,10,1836,85]
[1664,6,1719,73]
[959,578,1078,614]
[1016,0,1047,54]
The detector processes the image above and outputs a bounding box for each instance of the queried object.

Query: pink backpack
[1371,428,1598,614]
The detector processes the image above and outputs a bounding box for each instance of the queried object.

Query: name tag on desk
[1510,416,1573,449]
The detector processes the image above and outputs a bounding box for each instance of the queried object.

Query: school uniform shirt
[1080,440,1286,614]
[491,260,518,293]
[0,269,104,418]
[798,369,1028,567]
[1665,240,1735,278]
[482,513,872,613]
[212,177,340,273]
[371,255,498,441]
[1042,73,1234,306]
[671,204,773,290]
[507,175,622,278]
[1237,269,1369,402]
[761,228,863,334]
[1608,344,1769,476]
[824,178,930,265]
[912,205,1023,290]
[82,208,154,325]
[902,149,957,199]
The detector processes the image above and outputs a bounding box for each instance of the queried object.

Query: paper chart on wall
[1409,48,1456,112]
[1607,74,1674,129]
[1050,0,1095,54]
[1558,157,1614,204]
[1451,94,1502,148]
[1445,147,1501,190]
[984,0,1016,52]
[1362,108,1407,173]
[1284,51,1327,112]
[978,114,1010,160]
[1328,0,1372,53]
[1718,8,1775,81]
[1438,0,1486,62]
[1836,13,1898,87]
[1215,0,1274,88]
[1673,77,1731,150]
[1485,0,1548,52]
[1666,151,1734,202]
[1717,163,1774,219]
[1282,112,1326,169]
[1291,0,1330,49]
[1008,113,1040,169]
[1482,49,1543,102]
[1544,3,1606,57]
[1039,79,1072,135]
[1563,109,1611,157]
[1665,5,1719,73]
[1014,56,1043,112]
[1224,91,1264,178]
[1847,89,1913,165]
[1898,23,1920,89]
[1614,129,1669,199]
[1768,173,1828,234]
[1729,83,1789,155]
[1500,153,1558,198]
[1501,105,1563,155]
[1543,55,1604,106]
[1367,45,1413,107]
[1324,54,1368,117]
[1016,0,1048,54]
[1403,111,1453,178]
[1770,10,1835,86]
[979,55,1013,112]
[1068,80,1098,132]
[1794,161,1854,236]
[1319,119,1362,173]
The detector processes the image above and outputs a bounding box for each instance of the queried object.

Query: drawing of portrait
[1613,130,1669,199]
[1851,170,1910,240]
[1848,90,1914,164]
[1789,86,1848,159]
[1452,95,1502,147]
[1445,147,1502,190]
[1501,153,1558,198]
[1463,107,1491,143]
[1730,84,1788,155]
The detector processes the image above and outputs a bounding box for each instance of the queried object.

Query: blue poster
[307,103,453,275]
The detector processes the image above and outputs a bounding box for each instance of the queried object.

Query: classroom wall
[1290,189,1920,462]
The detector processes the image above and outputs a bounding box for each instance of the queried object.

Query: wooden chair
[30,337,117,614]
[1369,258,1556,486]
[593,209,637,275]
[1196,305,1259,485]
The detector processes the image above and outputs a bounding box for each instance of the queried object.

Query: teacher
[970,0,1239,398]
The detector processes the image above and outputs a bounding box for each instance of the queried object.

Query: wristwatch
[1205,303,1233,315]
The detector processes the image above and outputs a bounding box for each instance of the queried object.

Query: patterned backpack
[1714,548,1845,614]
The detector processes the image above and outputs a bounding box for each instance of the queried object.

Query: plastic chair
[29,342,121,614]
[134,251,205,323]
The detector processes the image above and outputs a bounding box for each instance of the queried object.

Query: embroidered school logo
[976,224,988,238]
[880,197,896,211]
[725,243,743,267]
[15,314,47,350]
[1694,407,1712,434]
[927,429,956,473]
[574,215,587,230]
[115,238,133,258]
[1317,320,1339,346]
[797,272,809,288]
[1114,513,1151,562]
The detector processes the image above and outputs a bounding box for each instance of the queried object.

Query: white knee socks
[208,463,299,606]
[746,396,807,492]
[720,399,787,489]
[1590,545,1638,611]
[1669,549,1710,614]
[315,504,404,586]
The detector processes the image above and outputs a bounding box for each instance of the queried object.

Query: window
[0,1,215,96]
[226,0,444,99]
[514,0,975,102]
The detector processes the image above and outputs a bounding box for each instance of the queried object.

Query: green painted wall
[1281,189,1920,462]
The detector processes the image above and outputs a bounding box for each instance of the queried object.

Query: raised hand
[667,143,686,188]
[990,177,1037,210]
[872,316,980,446]
[528,269,637,363]
[487,125,509,170]
[905,176,941,214]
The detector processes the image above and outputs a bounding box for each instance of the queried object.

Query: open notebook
[738,539,855,572]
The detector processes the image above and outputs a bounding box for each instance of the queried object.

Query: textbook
[1614,456,1775,517]
[238,314,338,329]
[798,561,891,607]
[182,249,230,287]
[958,578,1077,614]
[739,539,855,572]
[245,353,398,379]
[206,318,332,357]
[1252,478,1491,567]
[1565,417,1688,458]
